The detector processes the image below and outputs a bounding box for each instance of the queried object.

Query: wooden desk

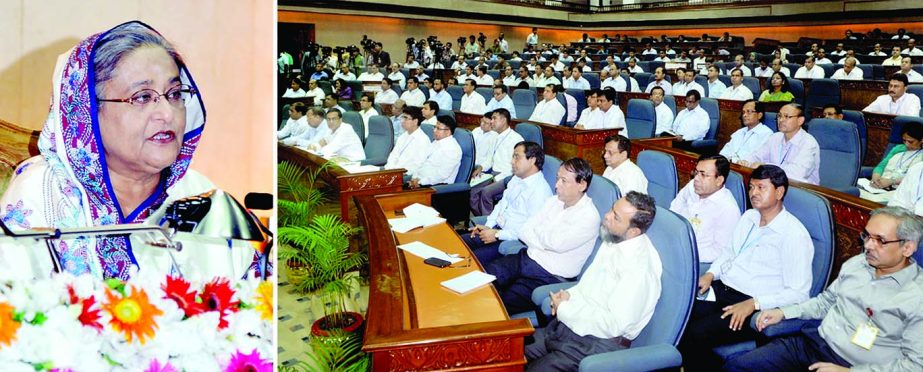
[629,138,883,280]
[278,144,404,222]
[359,190,533,371]
[454,111,621,174]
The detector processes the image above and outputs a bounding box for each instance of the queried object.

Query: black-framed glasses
[860,231,905,246]
[97,84,196,108]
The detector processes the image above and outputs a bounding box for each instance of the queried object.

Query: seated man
[399,77,426,107]
[727,206,923,372]
[429,78,453,111]
[719,100,774,162]
[650,86,675,135]
[794,56,826,79]
[720,68,755,101]
[645,66,673,95]
[460,79,487,115]
[408,115,462,188]
[277,102,309,141]
[374,78,399,105]
[670,154,742,267]
[900,56,923,83]
[529,84,566,125]
[705,65,727,98]
[487,158,600,314]
[475,65,494,86]
[822,104,844,120]
[831,57,863,80]
[305,79,326,104]
[285,107,330,149]
[526,192,661,372]
[358,63,385,92]
[387,63,405,89]
[602,135,648,195]
[384,106,431,174]
[562,66,591,90]
[470,108,526,216]
[669,90,710,141]
[463,141,553,266]
[472,110,498,174]
[863,73,921,117]
[739,103,820,185]
[587,88,626,131]
[420,100,439,125]
[574,89,600,129]
[486,85,517,119]
[357,93,379,132]
[679,165,813,371]
[308,109,366,161]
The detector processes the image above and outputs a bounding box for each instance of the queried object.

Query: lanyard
[490,129,512,163]
[779,139,793,164]
[897,149,923,170]
[915,168,923,204]
[735,223,761,256]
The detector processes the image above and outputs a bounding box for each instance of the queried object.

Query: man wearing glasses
[485,85,517,119]
[670,154,742,271]
[308,109,365,162]
[728,206,923,372]
[408,116,462,188]
[720,100,773,163]
[460,79,487,115]
[679,165,813,371]
[667,90,709,141]
[739,103,820,185]
[384,106,431,175]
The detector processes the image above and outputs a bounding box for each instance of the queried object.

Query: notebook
[441,271,497,294]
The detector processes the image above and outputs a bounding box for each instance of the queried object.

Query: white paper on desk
[403,203,440,218]
[396,241,461,263]
[341,164,381,173]
[857,178,889,194]
[388,215,446,233]
[470,173,494,187]
[441,271,496,294]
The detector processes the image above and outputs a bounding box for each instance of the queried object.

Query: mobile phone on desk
[423,257,451,268]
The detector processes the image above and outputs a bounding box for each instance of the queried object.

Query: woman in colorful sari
[758,71,795,102]
[868,121,923,189]
[0,21,255,280]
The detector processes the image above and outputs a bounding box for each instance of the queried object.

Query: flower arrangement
[0,270,274,371]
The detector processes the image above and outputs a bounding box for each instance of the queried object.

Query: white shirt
[672,105,710,141]
[864,93,922,117]
[836,57,859,65]
[707,208,813,309]
[484,127,524,180]
[305,87,326,103]
[384,127,431,174]
[358,71,384,82]
[529,98,566,125]
[745,129,821,185]
[282,88,307,98]
[654,102,675,134]
[499,39,509,53]
[645,80,673,95]
[277,115,309,140]
[475,74,494,86]
[794,66,825,79]
[868,51,887,56]
[486,95,517,118]
[775,67,792,77]
[522,194,600,278]
[902,48,923,56]
[588,105,626,131]
[556,233,662,340]
[429,89,453,112]
[456,73,476,83]
[673,81,705,97]
[707,79,727,98]
[533,75,561,88]
[399,88,426,107]
[603,160,648,195]
[670,183,741,263]
[831,68,864,80]
[319,124,366,161]
[526,33,538,46]
[889,162,923,215]
[472,127,498,169]
[815,57,833,65]
[576,107,599,128]
[720,123,774,162]
[733,65,752,76]
[564,93,578,123]
[905,69,923,83]
[374,89,398,105]
[333,71,357,81]
[628,65,644,74]
[289,121,331,149]
[411,135,462,185]
[563,77,591,90]
[358,108,379,136]
[720,84,754,101]
[502,75,522,87]
[485,171,553,241]
[403,61,420,69]
[754,66,773,78]
[460,92,487,115]
[388,71,406,89]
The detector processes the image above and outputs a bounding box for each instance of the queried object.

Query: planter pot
[311,311,365,338]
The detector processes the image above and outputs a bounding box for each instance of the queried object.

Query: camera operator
[346,46,364,76]
[368,42,391,70]
[464,35,480,57]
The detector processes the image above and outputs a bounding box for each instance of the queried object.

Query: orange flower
[103,286,163,344]
[0,302,21,346]
[253,280,273,321]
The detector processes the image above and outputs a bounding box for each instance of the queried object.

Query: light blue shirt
[720,123,774,162]
[429,89,453,113]
[485,171,552,241]
[390,115,405,141]
[745,129,821,185]
[485,95,517,119]
[707,79,727,98]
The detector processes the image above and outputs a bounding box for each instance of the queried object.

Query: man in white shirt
[830,43,847,57]
[486,158,601,314]
[649,86,675,135]
[389,99,405,140]
[403,55,420,69]
[285,107,330,149]
[549,56,566,72]
[309,109,366,161]
[387,63,406,89]
[515,66,533,88]
[536,66,562,87]
[464,141,552,265]
[740,104,821,185]
[794,56,825,79]
[408,115,462,187]
[654,50,671,62]
[900,56,923,83]
[679,164,813,371]
[642,43,657,55]
[384,106,431,174]
[602,135,648,195]
[529,84,566,125]
[472,111,498,172]
[428,78,453,112]
[902,38,923,56]
[864,73,921,117]
[332,64,356,81]
[278,102,310,142]
[563,66,591,90]
[502,65,521,87]
[883,46,904,66]
[526,27,539,48]
[475,66,493,86]
[398,77,426,107]
[836,50,860,65]
[893,28,910,40]
[486,85,517,119]
[601,56,619,74]
[470,108,526,216]
[304,79,326,105]
[670,90,710,141]
[868,43,887,56]
[805,43,819,57]
[321,95,345,114]
[831,57,863,80]
[527,191,662,371]
[674,68,705,97]
[357,94,379,136]
[451,56,467,73]
[753,59,772,78]
[645,66,673,95]
[559,51,575,64]
[456,65,476,83]
[420,100,439,125]
[705,65,727,98]
[460,79,487,115]
[671,155,742,266]
[814,49,833,65]
[374,78,399,105]
[498,32,510,53]
[574,89,600,129]
[589,88,626,131]
[770,58,791,77]
[282,78,307,98]
[733,54,752,76]
[720,100,774,162]
[720,68,755,101]
[358,64,385,92]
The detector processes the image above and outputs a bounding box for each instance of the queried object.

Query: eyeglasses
[860,231,905,246]
[97,84,196,108]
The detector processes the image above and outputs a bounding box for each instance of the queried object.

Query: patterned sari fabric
[0,21,205,280]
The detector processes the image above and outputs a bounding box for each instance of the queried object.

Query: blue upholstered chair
[860,116,922,178]
[555,93,570,126]
[390,83,403,97]
[637,150,678,208]
[694,75,710,97]
[763,112,778,132]
[446,85,464,110]
[515,123,543,148]
[431,128,476,226]
[717,75,732,88]
[341,111,365,145]
[713,186,835,361]
[808,118,861,193]
[419,124,435,141]
[634,72,652,89]
[476,87,494,103]
[842,110,867,163]
[567,89,588,126]
[626,99,657,139]
[787,78,805,106]
[805,79,840,110]
[742,77,762,98]
[487,70,500,80]
[691,98,720,153]
[908,85,923,117]
[584,72,601,89]
[512,89,537,120]
[818,64,835,79]
[360,115,394,166]
[663,95,677,115]
[531,206,698,371]
[338,100,355,112]
[437,109,455,121]
[725,170,747,214]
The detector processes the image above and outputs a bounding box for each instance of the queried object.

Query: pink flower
[145,359,178,372]
[224,349,272,372]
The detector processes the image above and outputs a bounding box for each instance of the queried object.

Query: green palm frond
[298,330,370,372]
